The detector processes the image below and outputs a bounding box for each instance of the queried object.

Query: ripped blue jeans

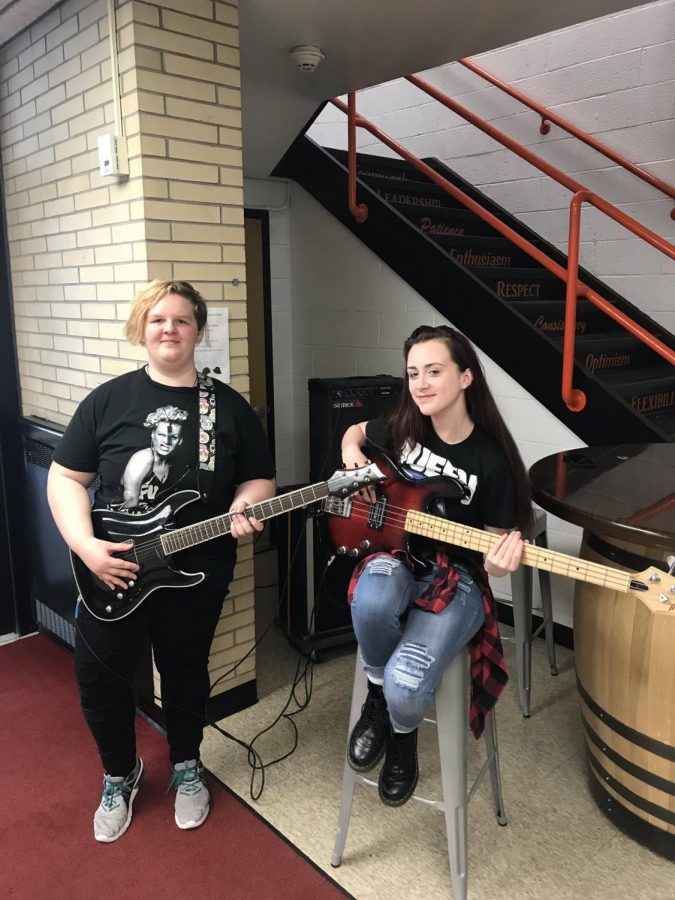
[350,555,485,732]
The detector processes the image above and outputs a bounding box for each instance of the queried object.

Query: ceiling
[2,0,646,177]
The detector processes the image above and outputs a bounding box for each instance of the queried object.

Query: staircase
[276,136,675,444]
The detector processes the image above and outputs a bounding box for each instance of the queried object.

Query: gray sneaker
[172,759,209,829]
[93,757,144,843]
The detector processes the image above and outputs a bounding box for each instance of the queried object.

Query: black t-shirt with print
[365,417,515,565]
[53,367,275,566]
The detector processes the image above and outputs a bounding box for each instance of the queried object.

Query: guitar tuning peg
[667,555,675,575]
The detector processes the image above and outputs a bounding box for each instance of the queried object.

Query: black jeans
[74,561,234,776]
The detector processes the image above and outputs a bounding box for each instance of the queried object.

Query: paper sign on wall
[195,307,230,383]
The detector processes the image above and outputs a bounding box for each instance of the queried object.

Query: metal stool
[509,507,558,717]
[331,649,507,900]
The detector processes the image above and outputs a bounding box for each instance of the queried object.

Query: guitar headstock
[630,567,675,613]
[325,462,386,498]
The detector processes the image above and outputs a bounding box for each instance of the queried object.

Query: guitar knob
[128,580,135,587]
[348,548,361,558]
[105,605,112,614]
[359,540,371,550]
[116,592,124,599]
[336,546,347,556]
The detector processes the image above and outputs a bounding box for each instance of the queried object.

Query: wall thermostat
[97,133,128,177]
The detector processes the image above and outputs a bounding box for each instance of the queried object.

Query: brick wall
[0,0,256,695]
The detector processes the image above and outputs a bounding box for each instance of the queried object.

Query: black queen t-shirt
[365,417,516,564]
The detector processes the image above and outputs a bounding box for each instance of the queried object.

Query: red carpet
[0,633,349,900]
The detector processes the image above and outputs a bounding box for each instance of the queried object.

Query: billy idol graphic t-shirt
[53,368,275,566]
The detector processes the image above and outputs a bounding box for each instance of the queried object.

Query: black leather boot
[378,727,418,806]
[347,682,389,772]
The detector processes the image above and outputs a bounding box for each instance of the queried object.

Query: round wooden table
[529,444,675,859]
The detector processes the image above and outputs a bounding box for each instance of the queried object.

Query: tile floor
[201,548,675,900]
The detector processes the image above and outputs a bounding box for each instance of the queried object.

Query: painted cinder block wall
[0,0,256,695]
[311,0,675,332]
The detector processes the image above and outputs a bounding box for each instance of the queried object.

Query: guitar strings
[332,497,632,590]
[106,486,339,564]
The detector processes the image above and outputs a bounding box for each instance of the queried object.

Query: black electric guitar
[324,449,675,609]
[73,461,385,621]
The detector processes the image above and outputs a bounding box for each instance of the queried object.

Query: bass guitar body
[323,450,468,568]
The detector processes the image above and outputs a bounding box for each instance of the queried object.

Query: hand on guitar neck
[484,529,525,579]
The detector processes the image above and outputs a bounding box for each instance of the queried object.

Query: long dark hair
[385,325,533,534]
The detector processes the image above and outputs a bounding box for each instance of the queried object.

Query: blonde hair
[124,279,208,344]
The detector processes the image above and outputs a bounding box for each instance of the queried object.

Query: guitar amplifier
[277,505,358,653]
[309,375,403,482]
[278,376,403,652]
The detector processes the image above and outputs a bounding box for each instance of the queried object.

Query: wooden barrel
[574,532,675,857]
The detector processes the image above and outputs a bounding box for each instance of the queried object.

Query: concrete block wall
[310,0,675,332]
[0,0,256,696]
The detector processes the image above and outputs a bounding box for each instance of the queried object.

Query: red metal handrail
[333,92,675,413]
[348,92,368,223]
[458,58,675,220]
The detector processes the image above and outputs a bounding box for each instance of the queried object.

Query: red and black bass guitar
[323,449,675,607]
[73,461,385,622]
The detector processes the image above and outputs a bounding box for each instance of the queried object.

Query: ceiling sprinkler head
[290,45,325,72]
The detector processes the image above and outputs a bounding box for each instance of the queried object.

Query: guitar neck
[405,510,632,593]
[162,483,330,554]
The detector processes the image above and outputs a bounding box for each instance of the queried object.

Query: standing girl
[48,280,276,841]
[340,325,530,806]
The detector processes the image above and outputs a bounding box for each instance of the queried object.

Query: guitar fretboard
[162,484,330,554]
[405,510,632,592]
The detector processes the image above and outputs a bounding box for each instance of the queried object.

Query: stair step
[642,407,675,440]
[326,147,426,181]
[516,300,625,336]
[394,204,503,238]
[437,235,542,269]
[557,333,674,375]
[364,175,468,211]
[600,366,675,386]
[476,267,565,301]
[609,370,675,416]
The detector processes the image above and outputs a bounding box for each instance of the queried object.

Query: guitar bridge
[323,496,353,518]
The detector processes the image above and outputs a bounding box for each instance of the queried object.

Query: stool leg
[534,530,558,676]
[436,652,469,900]
[510,563,533,717]
[331,654,369,867]
[483,710,507,826]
